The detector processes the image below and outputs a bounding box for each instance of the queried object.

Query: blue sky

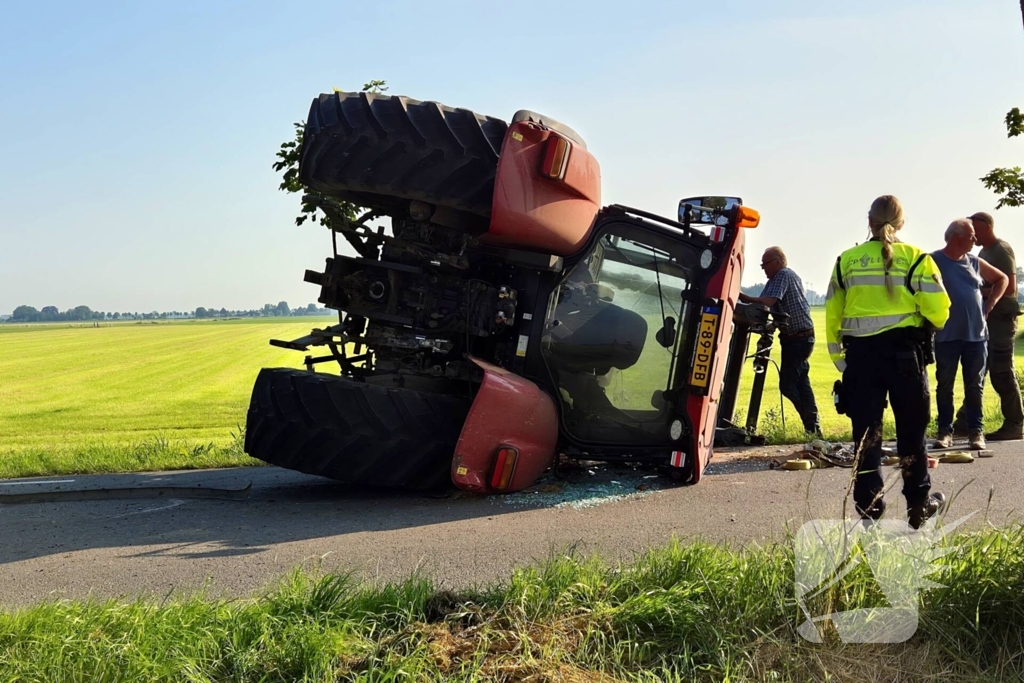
[1,0,1022,313]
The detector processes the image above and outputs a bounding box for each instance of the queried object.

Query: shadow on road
[0,463,679,565]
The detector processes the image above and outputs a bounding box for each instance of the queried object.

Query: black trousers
[843,330,932,517]
[779,335,820,433]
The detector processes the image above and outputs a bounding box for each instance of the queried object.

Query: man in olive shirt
[955,212,1023,440]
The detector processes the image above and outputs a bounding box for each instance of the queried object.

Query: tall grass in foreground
[2,528,1021,682]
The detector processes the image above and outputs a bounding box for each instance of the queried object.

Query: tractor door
[676,198,758,482]
[532,201,756,481]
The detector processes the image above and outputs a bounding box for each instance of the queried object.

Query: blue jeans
[935,340,987,433]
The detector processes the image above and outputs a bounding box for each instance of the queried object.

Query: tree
[11,305,39,322]
[195,307,208,319]
[70,305,92,321]
[273,80,386,229]
[980,108,1024,208]
[40,305,59,321]
[276,301,290,316]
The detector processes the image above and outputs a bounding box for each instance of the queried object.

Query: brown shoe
[985,426,1024,441]
[932,432,953,449]
[969,431,986,450]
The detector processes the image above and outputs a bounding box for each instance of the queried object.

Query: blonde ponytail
[868,196,905,300]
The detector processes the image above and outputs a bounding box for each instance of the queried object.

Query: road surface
[1,444,1021,606]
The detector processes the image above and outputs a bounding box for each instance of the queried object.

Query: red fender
[451,358,558,493]
[482,121,601,256]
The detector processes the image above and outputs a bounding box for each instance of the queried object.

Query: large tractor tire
[299,91,509,218]
[244,368,471,491]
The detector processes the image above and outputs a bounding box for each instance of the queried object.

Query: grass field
[0,317,335,478]
[1,310,1022,479]
[1,527,1021,681]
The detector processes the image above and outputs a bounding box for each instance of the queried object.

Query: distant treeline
[741,283,828,306]
[5,302,331,323]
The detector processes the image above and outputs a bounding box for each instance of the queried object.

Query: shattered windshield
[540,224,696,446]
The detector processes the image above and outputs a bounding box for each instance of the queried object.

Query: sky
[1,0,1022,313]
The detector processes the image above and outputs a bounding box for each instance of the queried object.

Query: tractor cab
[541,220,697,447]
[517,198,759,482]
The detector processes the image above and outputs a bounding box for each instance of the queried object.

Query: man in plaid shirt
[739,247,821,435]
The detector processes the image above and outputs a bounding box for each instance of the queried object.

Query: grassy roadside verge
[2,528,1022,682]
[0,432,261,480]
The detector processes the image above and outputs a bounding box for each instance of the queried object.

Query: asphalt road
[1,444,1021,607]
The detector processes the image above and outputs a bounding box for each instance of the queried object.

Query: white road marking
[108,499,187,518]
[0,479,75,486]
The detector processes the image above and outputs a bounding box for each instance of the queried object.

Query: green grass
[0,317,336,478]
[1,528,1021,681]
[2,310,1022,479]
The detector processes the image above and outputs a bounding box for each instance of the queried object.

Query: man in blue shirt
[739,247,820,435]
[932,219,1008,450]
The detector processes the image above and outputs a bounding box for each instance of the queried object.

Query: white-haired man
[932,219,1008,450]
[739,247,820,435]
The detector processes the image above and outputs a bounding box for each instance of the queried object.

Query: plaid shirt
[761,267,813,335]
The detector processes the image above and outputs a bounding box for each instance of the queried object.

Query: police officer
[825,195,951,529]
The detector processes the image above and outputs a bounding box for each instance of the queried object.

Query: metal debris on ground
[774,439,857,471]
[773,437,987,472]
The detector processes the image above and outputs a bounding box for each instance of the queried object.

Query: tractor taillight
[490,446,519,490]
[540,135,570,180]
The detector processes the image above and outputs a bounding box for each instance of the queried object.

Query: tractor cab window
[541,224,695,446]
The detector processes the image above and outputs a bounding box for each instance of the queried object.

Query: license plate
[690,305,721,390]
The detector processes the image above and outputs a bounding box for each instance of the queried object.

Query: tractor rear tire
[299,91,509,218]
[244,368,471,491]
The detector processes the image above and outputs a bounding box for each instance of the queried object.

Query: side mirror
[678,196,743,226]
[655,316,676,348]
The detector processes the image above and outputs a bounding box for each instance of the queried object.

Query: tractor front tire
[244,368,470,491]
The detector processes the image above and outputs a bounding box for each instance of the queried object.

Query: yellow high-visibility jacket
[825,240,950,371]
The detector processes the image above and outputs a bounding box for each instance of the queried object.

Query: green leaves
[980,167,1024,209]
[273,81,387,228]
[982,107,1024,209]
[1006,107,1023,138]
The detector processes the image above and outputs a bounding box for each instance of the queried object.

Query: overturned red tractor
[244,91,760,493]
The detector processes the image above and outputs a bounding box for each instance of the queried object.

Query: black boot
[908,492,946,530]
